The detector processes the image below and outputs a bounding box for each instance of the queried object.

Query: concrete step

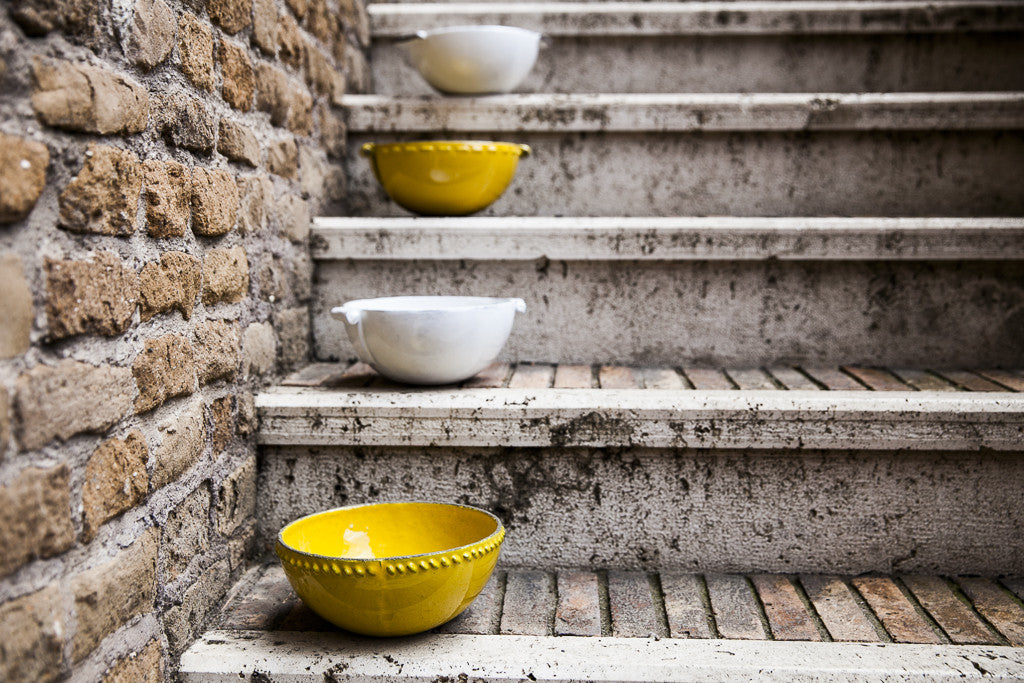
[369,2,1024,94]
[178,564,1024,680]
[340,93,1024,217]
[310,217,1024,366]
[255,362,1024,574]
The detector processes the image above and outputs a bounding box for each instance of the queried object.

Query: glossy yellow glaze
[276,502,504,637]
[361,141,531,216]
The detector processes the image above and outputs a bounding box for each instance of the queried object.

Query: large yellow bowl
[361,141,531,216]
[276,502,504,637]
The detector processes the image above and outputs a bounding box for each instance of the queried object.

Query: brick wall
[0,0,368,679]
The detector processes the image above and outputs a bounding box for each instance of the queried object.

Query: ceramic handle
[359,143,376,159]
[331,306,363,325]
[518,144,532,158]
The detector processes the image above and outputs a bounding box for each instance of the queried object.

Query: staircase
[180,1,1024,679]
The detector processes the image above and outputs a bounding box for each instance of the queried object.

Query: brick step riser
[311,258,1024,367]
[371,32,1024,96]
[256,445,1024,575]
[342,131,1024,218]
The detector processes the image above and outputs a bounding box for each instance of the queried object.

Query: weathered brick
[259,251,311,303]
[194,319,240,384]
[102,639,163,683]
[304,43,343,101]
[286,0,306,17]
[191,167,239,236]
[82,431,149,542]
[164,559,229,653]
[142,159,191,238]
[45,251,139,340]
[210,395,234,454]
[254,62,291,128]
[157,94,216,154]
[0,465,73,578]
[288,86,313,136]
[227,523,255,569]
[217,455,255,535]
[241,321,277,378]
[0,386,10,459]
[218,119,260,167]
[0,585,64,683]
[0,253,33,358]
[276,193,309,242]
[298,144,325,199]
[236,392,256,436]
[9,0,101,41]
[59,145,142,236]
[209,0,252,34]
[252,0,278,54]
[324,164,346,203]
[202,246,249,305]
[178,13,215,92]
[345,42,371,93]
[236,174,271,234]
[32,57,149,134]
[0,132,49,223]
[126,0,175,70]
[162,484,210,580]
[139,251,201,321]
[278,12,304,69]
[219,40,254,111]
[15,361,134,451]
[307,0,332,44]
[133,333,196,413]
[267,137,298,179]
[318,103,346,158]
[72,528,157,662]
[274,307,309,366]
[151,398,207,489]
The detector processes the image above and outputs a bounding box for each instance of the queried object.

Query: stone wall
[0,0,368,679]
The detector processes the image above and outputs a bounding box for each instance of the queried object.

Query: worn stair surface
[369,1,1024,94]
[179,564,1024,681]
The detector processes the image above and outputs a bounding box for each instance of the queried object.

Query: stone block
[32,57,149,134]
[298,144,325,199]
[139,251,201,321]
[157,94,216,154]
[318,103,346,158]
[252,0,278,55]
[132,333,196,413]
[287,86,313,136]
[227,523,255,569]
[267,137,298,179]
[306,0,331,44]
[0,252,33,358]
[151,398,207,489]
[72,528,157,662]
[210,395,234,454]
[338,0,370,48]
[126,0,176,70]
[254,62,291,128]
[236,392,256,436]
[219,40,254,111]
[15,360,134,451]
[164,559,230,653]
[0,465,73,578]
[277,12,304,69]
[274,306,309,367]
[0,386,10,459]
[191,167,239,236]
[82,431,149,542]
[0,132,49,223]
[236,174,271,234]
[209,0,252,34]
[142,159,191,238]
[0,585,64,683]
[344,42,371,93]
[218,119,260,167]
[101,639,162,683]
[304,44,342,101]
[9,0,101,41]
[217,455,255,535]
[202,246,249,305]
[194,320,240,384]
[286,0,306,18]
[241,321,277,378]
[178,13,214,92]
[45,251,139,340]
[162,484,210,581]
[276,193,309,242]
[59,145,142,236]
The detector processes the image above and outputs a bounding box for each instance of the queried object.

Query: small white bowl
[402,25,542,95]
[331,296,527,385]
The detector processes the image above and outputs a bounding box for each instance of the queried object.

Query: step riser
[257,446,1024,575]
[372,33,1024,95]
[312,259,1024,366]
[343,131,1024,217]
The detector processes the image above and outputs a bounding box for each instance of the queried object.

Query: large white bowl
[331,296,527,385]
[402,25,542,95]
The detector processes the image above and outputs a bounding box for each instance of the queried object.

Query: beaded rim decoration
[362,141,531,158]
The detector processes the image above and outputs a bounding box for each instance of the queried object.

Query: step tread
[181,565,1024,680]
[369,1,1024,36]
[311,216,1024,261]
[343,92,1024,132]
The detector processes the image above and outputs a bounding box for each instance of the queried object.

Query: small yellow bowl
[361,140,531,216]
[276,502,504,637]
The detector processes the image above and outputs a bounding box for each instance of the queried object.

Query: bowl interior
[280,502,501,560]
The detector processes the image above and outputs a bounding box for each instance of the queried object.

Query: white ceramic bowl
[331,296,527,385]
[402,25,542,95]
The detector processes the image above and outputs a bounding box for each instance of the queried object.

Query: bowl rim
[411,24,541,41]
[336,295,525,315]
[276,500,505,563]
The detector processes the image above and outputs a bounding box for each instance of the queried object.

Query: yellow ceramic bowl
[361,141,531,216]
[276,502,504,637]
